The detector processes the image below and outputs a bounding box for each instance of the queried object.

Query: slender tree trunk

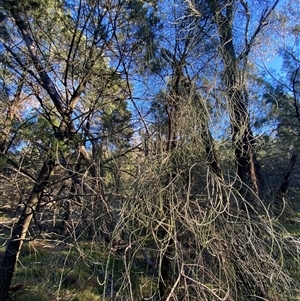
[0,159,54,301]
[158,124,176,300]
[158,54,183,300]
[61,200,71,236]
[275,153,298,217]
[0,5,94,300]
[207,0,263,200]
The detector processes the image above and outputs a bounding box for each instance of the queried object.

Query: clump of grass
[15,291,52,301]
[285,221,300,237]
[72,290,101,301]
[138,274,157,299]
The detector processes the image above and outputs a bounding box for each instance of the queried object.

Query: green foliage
[16,292,52,301]
[72,290,101,301]
[0,156,7,170]
[1,0,300,301]
[2,0,41,13]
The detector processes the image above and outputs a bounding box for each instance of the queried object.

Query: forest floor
[0,207,157,301]
[1,206,300,301]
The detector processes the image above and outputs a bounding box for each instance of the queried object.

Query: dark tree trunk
[61,200,71,236]
[207,0,263,202]
[0,160,54,301]
[158,236,174,300]
[158,51,184,300]
[275,153,298,216]
[0,5,92,301]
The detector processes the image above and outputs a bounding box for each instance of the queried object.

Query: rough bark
[206,0,265,200]
[0,159,54,301]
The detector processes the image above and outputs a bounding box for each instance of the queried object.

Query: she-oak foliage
[0,0,299,300]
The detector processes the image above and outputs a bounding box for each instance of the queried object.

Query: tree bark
[0,159,54,301]
[207,0,263,200]
[275,153,298,217]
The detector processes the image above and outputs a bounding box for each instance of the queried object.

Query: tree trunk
[275,153,298,217]
[0,159,54,301]
[207,0,263,201]
[158,52,183,300]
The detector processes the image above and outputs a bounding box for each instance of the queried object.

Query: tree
[0,0,152,298]
[257,0,300,214]
[133,0,299,299]
[0,0,300,300]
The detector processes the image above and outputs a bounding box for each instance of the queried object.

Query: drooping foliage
[0,1,300,301]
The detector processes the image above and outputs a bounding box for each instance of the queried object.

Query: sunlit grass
[9,238,157,301]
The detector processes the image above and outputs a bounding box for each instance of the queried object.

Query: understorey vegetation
[0,0,300,300]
